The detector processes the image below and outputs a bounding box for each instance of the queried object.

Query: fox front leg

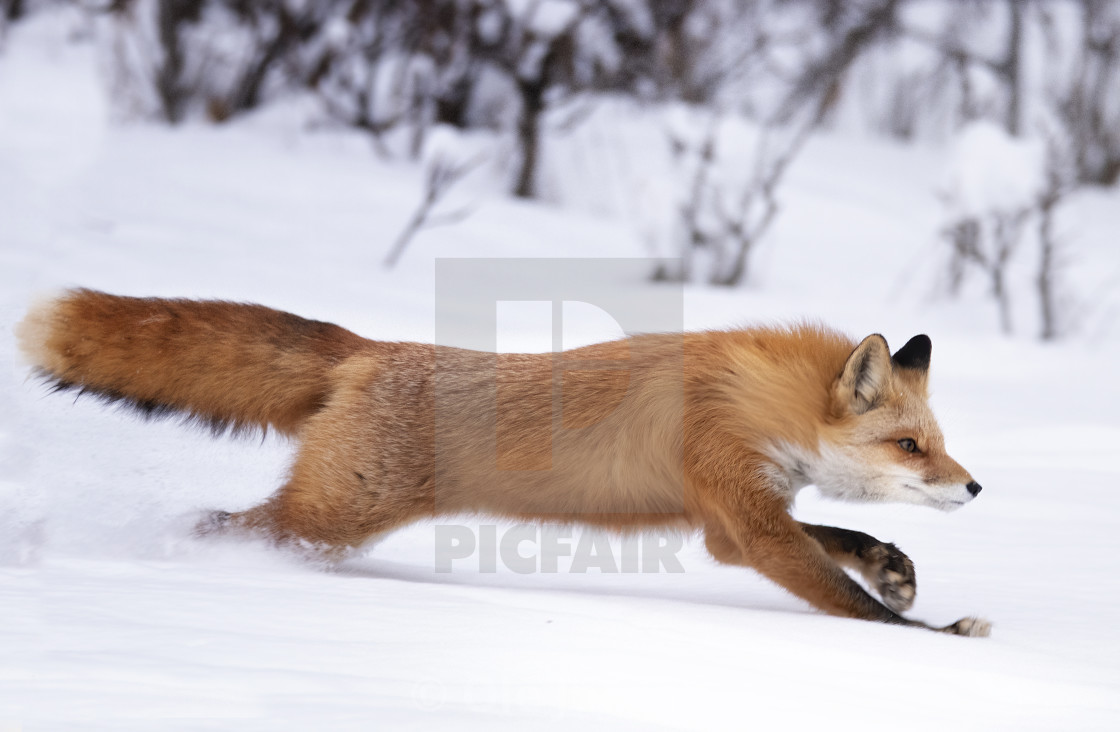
[704,516,990,637]
[800,523,917,613]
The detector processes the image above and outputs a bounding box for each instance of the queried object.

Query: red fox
[17,289,990,636]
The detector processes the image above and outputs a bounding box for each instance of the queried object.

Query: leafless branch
[383,153,485,268]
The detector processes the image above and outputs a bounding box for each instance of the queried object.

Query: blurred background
[3,0,1119,340]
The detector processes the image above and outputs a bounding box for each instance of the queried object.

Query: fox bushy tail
[17,289,368,436]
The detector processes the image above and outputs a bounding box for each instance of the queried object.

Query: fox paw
[193,509,232,537]
[940,617,992,638]
[864,542,916,613]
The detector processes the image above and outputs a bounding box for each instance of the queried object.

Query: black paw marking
[864,542,917,613]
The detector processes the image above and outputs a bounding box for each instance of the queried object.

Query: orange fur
[18,289,989,636]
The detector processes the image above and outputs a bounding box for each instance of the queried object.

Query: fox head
[811,334,981,512]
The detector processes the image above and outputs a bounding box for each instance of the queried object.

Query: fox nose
[966,481,982,497]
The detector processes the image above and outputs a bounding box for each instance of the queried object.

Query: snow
[942,121,1047,216]
[3,9,1120,731]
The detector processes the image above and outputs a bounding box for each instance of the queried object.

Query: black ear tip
[892,334,932,370]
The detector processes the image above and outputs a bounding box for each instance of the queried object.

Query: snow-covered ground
[3,11,1120,731]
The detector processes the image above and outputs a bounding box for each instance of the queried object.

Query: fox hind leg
[197,470,432,562]
[194,384,434,560]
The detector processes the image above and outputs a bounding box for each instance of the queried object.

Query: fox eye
[898,438,918,453]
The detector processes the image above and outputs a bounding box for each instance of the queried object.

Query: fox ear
[836,334,892,415]
[892,334,931,371]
